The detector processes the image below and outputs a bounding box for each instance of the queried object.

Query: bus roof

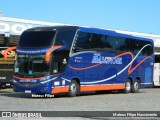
[25,25,153,43]
[25,25,78,32]
[79,27,153,43]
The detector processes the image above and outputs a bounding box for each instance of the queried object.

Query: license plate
[25,90,31,93]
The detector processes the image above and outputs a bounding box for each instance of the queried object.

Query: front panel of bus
[12,27,77,94]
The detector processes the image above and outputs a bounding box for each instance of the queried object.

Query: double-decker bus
[7,26,154,96]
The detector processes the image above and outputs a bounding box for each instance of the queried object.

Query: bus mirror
[55,40,65,46]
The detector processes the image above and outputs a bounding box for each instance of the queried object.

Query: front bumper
[13,82,52,94]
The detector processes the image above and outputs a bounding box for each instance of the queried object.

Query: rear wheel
[123,79,131,93]
[131,80,140,93]
[68,80,80,97]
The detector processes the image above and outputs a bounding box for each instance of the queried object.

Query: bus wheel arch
[131,77,141,93]
[68,78,80,97]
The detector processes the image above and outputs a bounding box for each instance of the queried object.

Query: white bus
[154,53,160,86]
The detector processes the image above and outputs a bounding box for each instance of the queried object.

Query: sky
[0,0,160,34]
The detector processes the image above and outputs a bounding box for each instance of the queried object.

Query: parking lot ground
[0,88,160,119]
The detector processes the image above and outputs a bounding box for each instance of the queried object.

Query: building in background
[0,16,64,47]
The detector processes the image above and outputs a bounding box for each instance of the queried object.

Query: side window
[105,35,113,50]
[124,38,131,52]
[133,40,146,55]
[73,32,91,52]
[90,33,106,50]
[129,39,153,56]
[142,41,153,56]
[54,30,76,50]
[135,40,143,56]
[130,39,141,55]
[115,37,128,52]
[105,36,128,53]
[147,45,153,55]
[106,36,117,50]
[141,41,147,56]
[155,55,160,63]
[73,32,107,53]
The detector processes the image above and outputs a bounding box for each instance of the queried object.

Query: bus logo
[92,54,122,64]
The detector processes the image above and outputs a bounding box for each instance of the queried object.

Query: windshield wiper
[31,73,46,78]
[14,72,28,78]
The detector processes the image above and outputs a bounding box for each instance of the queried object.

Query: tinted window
[106,36,117,49]
[19,31,56,48]
[54,30,76,50]
[142,41,153,56]
[73,31,153,55]
[105,36,128,53]
[130,39,142,55]
[74,32,106,52]
[74,32,91,52]
[155,54,160,63]
[130,40,153,56]
[134,40,141,55]
[90,34,106,49]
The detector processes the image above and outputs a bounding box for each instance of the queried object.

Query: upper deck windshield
[18,31,56,48]
[14,54,50,78]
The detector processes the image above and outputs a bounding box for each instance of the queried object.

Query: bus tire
[123,79,131,93]
[131,80,140,93]
[68,80,80,97]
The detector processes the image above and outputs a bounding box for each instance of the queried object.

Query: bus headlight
[40,77,57,84]
[12,79,17,83]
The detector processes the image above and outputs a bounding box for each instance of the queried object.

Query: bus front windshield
[18,31,56,48]
[14,54,50,78]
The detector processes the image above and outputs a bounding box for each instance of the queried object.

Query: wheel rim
[134,82,139,90]
[126,82,131,91]
[70,83,76,93]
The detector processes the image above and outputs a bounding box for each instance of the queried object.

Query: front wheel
[131,80,140,93]
[68,80,80,97]
[123,79,131,93]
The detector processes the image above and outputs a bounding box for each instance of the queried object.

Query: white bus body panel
[154,63,160,86]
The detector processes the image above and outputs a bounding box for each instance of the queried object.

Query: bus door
[51,51,69,74]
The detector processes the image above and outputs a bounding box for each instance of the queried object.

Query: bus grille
[16,82,40,87]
